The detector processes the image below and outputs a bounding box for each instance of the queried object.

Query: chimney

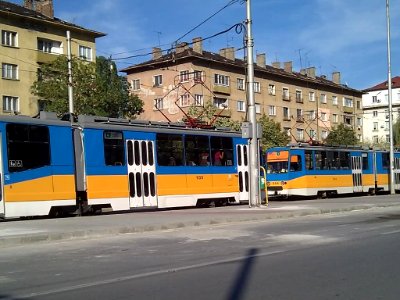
[34,0,54,18]
[332,71,341,84]
[256,53,266,68]
[306,67,316,78]
[176,42,189,54]
[192,37,203,55]
[272,61,281,69]
[219,47,235,60]
[284,61,292,73]
[152,47,162,60]
[24,0,33,9]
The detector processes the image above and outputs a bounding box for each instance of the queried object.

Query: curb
[1,203,400,248]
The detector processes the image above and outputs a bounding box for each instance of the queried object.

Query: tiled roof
[0,0,105,37]
[121,48,361,94]
[363,76,400,92]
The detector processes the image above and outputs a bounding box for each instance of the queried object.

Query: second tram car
[265,144,400,198]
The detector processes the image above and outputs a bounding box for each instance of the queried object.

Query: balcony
[213,85,231,95]
[37,51,58,64]
[343,106,353,113]
[282,95,291,101]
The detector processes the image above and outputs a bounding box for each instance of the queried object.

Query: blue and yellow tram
[0,113,250,218]
[264,144,400,198]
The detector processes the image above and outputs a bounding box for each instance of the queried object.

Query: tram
[0,113,250,218]
[264,144,400,198]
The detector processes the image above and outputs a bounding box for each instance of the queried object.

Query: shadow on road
[226,248,258,300]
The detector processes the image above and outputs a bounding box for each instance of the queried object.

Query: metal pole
[386,0,395,194]
[245,0,260,207]
[66,30,74,117]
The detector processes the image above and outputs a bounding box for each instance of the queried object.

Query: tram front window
[267,161,288,174]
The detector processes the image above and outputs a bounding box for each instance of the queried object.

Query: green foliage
[393,117,400,147]
[258,114,290,150]
[31,55,143,118]
[324,123,358,146]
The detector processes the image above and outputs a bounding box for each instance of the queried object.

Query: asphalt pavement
[1,194,400,247]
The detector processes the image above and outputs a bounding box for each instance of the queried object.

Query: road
[1,206,400,299]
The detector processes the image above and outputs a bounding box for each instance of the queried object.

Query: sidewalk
[1,195,400,247]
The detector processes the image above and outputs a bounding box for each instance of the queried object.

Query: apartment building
[0,0,105,116]
[122,38,363,143]
[362,76,400,145]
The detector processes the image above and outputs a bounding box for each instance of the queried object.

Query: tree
[258,114,290,150]
[324,123,358,146]
[393,116,400,147]
[32,55,143,118]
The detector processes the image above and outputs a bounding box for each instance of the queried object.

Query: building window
[254,82,261,93]
[284,127,291,137]
[372,95,378,103]
[332,95,338,105]
[3,95,19,113]
[180,93,191,107]
[268,105,276,116]
[38,39,62,54]
[237,100,246,112]
[296,109,303,122]
[309,129,316,139]
[373,110,378,117]
[344,116,353,125]
[180,70,189,82]
[2,63,18,80]
[373,136,379,143]
[321,130,328,140]
[214,74,229,86]
[357,118,362,126]
[194,94,204,106]
[309,91,315,102]
[373,122,378,131]
[213,97,228,109]
[321,112,327,121]
[332,114,338,123]
[296,90,303,103]
[283,107,290,120]
[283,88,290,101]
[2,30,17,47]
[385,121,389,131]
[131,79,140,91]
[255,103,261,114]
[386,135,391,142]
[309,110,316,121]
[268,84,276,95]
[356,100,361,109]
[193,70,203,82]
[297,128,304,141]
[78,45,92,61]
[343,97,353,107]
[320,93,327,104]
[153,74,163,87]
[154,98,163,110]
[237,78,245,90]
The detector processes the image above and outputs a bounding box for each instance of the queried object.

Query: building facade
[362,76,400,145]
[122,38,363,143]
[0,0,105,116]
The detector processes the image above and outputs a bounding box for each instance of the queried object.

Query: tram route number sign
[9,160,23,168]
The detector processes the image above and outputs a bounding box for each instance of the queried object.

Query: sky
[10,0,400,90]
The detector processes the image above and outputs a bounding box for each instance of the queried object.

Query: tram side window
[104,131,125,166]
[315,151,327,170]
[362,154,369,170]
[185,135,210,166]
[339,152,350,169]
[156,133,183,166]
[210,136,233,166]
[6,124,50,172]
[305,151,313,170]
[289,155,302,171]
[382,152,390,169]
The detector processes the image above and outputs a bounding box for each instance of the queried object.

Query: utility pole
[66,30,74,118]
[386,0,395,194]
[245,0,260,207]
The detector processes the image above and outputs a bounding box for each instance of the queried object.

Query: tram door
[127,140,158,208]
[237,144,250,202]
[394,157,400,191]
[351,156,363,193]
[0,132,4,217]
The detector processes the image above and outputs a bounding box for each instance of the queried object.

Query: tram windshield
[266,151,289,174]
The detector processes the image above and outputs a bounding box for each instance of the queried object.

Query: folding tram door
[351,155,363,193]
[394,156,400,191]
[237,144,250,202]
[127,139,158,208]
